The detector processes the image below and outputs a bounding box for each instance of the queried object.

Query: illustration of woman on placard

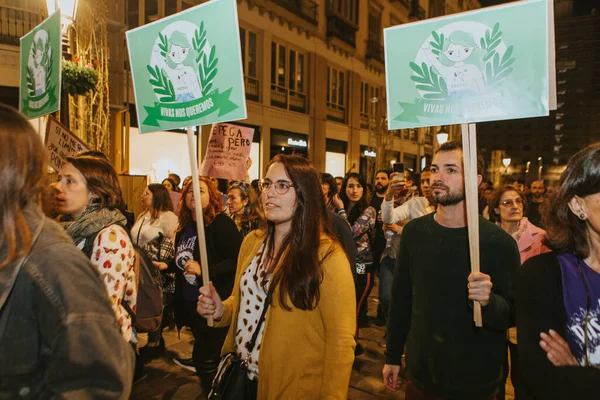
[155,30,202,103]
[31,37,48,96]
[421,30,486,99]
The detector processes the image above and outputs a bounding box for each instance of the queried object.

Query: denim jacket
[0,206,134,399]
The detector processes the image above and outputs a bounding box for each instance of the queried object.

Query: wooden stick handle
[461,123,483,327]
[187,126,213,327]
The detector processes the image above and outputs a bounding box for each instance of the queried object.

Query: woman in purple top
[516,143,600,399]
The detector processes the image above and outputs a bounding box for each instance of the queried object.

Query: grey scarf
[59,202,127,245]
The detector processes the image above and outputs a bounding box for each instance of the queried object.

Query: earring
[580,213,587,220]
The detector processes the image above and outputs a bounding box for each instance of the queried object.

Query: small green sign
[384,0,549,130]
[126,0,246,133]
[19,10,61,119]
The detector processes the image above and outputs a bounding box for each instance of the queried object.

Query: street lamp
[502,157,511,169]
[436,126,449,145]
[538,157,543,181]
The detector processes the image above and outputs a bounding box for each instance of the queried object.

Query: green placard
[384,0,549,130]
[126,0,246,134]
[19,10,61,119]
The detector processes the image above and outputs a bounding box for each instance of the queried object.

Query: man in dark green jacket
[383,141,520,399]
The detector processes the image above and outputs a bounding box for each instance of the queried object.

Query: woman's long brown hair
[264,155,337,311]
[0,105,47,269]
[178,176,223,230]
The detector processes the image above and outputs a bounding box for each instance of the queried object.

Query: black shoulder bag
[208,285,274,400]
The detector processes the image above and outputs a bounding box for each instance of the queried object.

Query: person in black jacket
[383,142,520,399]
[155,176,241,395]
[516,143,600,399]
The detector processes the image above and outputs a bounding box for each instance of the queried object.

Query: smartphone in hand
[393,162,404,180]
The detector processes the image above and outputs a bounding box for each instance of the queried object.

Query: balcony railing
[271,84,307,113]
[0,6,43,46]
[326,2,357,48]
[271,0,319,25]
[365,39,384,64]
[326,14,357,47]
[245,76,259,102]
[327,102,346,124]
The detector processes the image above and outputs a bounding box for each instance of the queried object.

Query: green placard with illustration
[126,0,246,133]
[19,10,61,119]
[384,0,549,130]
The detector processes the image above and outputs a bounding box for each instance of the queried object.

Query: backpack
[82,226,163,333]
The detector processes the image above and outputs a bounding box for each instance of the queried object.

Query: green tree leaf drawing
[482,22,502,62]
[147,64,176,102]
[193,22,218,96]
[26,66,35,95]
[158,33,169,59]
[409,61,448,99]
[480,23,515,87]
[430,30,445,56]
[46,46,53,90]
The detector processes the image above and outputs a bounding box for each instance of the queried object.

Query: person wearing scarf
[54,155,136,344]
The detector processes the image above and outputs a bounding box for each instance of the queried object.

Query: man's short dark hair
[435,141,484,175]
[375,169,390,178]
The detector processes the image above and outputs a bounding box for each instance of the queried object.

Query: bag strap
[245,282,274,354]
[0,220,45,337]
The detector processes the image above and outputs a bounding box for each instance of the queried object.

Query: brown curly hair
[178,176,223,231]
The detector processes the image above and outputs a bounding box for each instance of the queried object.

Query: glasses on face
[500,198,524,207]
[258,179,294,195]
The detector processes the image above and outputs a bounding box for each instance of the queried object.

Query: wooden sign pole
[461,123,483,327]
[187,126,213,327]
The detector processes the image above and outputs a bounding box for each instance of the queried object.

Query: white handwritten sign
[200,122,254,180]
[45,116,89,172]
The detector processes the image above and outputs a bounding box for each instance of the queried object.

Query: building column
[347,70,362,175]
[259,29,273,177]
[308,52,327,172]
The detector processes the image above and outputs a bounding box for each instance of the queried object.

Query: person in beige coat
[197,154,356,399]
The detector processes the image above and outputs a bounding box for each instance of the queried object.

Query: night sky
[480,0,598,15]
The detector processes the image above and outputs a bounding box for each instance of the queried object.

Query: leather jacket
[0,206,134,399]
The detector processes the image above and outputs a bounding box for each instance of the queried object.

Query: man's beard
[431,184,465,206]
[375,184,388,194]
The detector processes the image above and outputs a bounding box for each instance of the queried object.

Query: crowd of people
[1,103,600,399]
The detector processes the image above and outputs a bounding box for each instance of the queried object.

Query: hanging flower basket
[62,60,99,96]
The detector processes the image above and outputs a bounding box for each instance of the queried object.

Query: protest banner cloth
[45,116,89,172]
[384,0,552,326]
[126,0,247,325]
[200,123,255,181]
[20,10,62,119]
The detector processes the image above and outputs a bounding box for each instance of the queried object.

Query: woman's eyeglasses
[500,198,524,207]
[258,179,294,195]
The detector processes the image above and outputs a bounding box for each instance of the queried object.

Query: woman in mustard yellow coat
[197,154,356,399]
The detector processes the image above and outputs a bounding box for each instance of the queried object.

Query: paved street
[132,280,514,399]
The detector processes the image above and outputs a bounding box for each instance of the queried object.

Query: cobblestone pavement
[131,280,513,399]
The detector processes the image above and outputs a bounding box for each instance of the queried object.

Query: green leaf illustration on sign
[409,61,448,99]
[126,0,247,133]
[148,64,176,102]
[20,10,61,118]
[384,0,549,130]
[430,31,445,56]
